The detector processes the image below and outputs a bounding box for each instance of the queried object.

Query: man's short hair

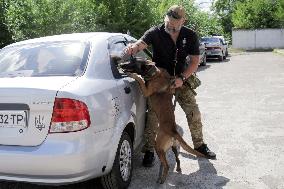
[166,5,185,20]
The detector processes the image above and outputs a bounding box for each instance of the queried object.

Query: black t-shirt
[140,24,200,76]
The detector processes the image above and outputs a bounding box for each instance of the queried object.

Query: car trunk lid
[0,77,75,146]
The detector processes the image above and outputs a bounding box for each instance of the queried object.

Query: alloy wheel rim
[119,140,132,181]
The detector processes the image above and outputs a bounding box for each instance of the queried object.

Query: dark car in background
[201,36,228,61]
[199,41,207,66]
[187,42,206,67]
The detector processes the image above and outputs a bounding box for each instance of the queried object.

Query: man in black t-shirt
[125,5,216,167]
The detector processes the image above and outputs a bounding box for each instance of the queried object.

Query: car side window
[108,36,151,79]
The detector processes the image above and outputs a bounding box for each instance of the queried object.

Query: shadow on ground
[206,58,231,64]
[0,178,104,189]
[197,57,230,73]
[128,125,230,189]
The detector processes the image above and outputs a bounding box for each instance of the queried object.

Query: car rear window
[0,41,89,77]
[201,37,220,43]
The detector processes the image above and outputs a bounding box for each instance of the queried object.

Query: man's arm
[124,40,148,55]
[182,55,199,78]
[173,55,199,88]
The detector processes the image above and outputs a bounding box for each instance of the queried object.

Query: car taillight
[49,98,91,133]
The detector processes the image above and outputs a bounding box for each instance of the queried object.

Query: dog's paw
[176,167,182,173]
[157,176,166,184]
[126,72,136,77]
[126,72,140,79]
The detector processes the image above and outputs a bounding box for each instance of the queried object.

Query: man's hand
[123,40,148,56]
[124,43,139,55]
[171,78,183,89]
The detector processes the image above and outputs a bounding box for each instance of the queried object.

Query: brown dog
[119,57,205,184]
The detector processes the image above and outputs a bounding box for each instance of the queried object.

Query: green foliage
[212,0,245,34]
[6,0,94,41]
[213,0,284,34]
[2,0,224,45]
[4,0,155,41]
[93,0,155,38]
[182,2,223,37]
[0,0,13,48]
[275,0,284,27]
[232,0,283,29]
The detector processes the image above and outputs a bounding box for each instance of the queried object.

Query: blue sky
[194,0,214,12]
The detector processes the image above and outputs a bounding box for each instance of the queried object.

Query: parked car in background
[201,36,228,61]
[212,35,229,56]
[199,41,207,66]
[0,32,148,189]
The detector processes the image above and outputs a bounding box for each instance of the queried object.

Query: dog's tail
[173,132,205,158]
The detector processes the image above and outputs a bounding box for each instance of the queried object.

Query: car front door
[107,36,147,149]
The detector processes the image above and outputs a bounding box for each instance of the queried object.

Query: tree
[5,0,94,41]
[275,0,284,27]
[3,0,224,44]
[212,0,245,34]
[5,0,155,41]
[232,0,283,29]
[94,0,155,38]
[0,0,13,48]
[182,1,223,37]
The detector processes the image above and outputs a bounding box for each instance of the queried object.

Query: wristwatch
[178,74,187,83]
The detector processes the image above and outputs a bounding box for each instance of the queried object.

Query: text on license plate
[0,111,27,127]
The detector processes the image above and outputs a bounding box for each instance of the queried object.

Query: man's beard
[165,24,182,34]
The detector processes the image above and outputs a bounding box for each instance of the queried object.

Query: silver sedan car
[0,33,147,189]
[201,37,228,61]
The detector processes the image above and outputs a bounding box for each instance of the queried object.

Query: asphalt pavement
[128,52,284,189]
[1,52,283,189]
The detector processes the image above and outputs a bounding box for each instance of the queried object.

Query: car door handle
[124,87,131,94]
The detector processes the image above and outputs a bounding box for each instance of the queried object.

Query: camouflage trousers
[142,83,204,152]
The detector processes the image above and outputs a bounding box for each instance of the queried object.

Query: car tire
[101,132,133,189]
[200,54,207,66]
[218,54,224,61]
[225,50,229,57]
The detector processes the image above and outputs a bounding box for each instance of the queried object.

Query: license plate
[0,111,27,128]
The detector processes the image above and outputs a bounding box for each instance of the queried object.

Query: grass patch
[228,47,245,54]
[273,49,284,55]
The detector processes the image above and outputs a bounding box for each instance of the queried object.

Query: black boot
[142,151,155,167]
[195,144,216,159]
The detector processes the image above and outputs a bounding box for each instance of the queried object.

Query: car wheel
[225,50,229,57]
[200,54,207,66]
[218,54,224,61]
[101,132,133,189]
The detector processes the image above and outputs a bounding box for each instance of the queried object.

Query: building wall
[232,29,284,50]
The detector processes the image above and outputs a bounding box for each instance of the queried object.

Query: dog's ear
[111,55,129,68]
